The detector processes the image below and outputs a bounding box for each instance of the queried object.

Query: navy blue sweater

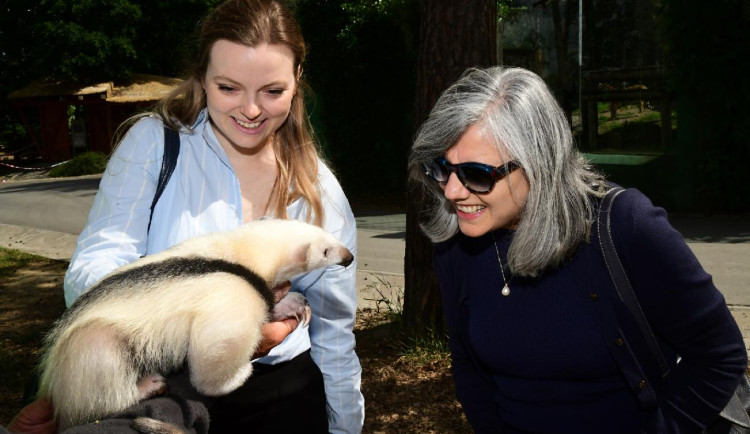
[433,188,747,433]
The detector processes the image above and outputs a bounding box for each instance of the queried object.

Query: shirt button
[589,293,598,301]
[615,338,624,346]
[638,380,648,389]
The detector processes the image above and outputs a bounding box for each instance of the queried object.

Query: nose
[241,97,262,120]
[443,172,470,200]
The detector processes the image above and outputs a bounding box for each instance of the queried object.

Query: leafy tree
[10,0,218,85]
[131,0,223,77]
[497,0,526,21]
[1,1,40,88]
[1,0,42,148]
[31,0,142,83]
[496,0,527,64]
[296,0,418,195]
[1,0,218,156]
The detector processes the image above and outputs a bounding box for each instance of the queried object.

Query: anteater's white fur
[38,219,354,429]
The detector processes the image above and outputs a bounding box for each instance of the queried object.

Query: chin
[457,222,491,238]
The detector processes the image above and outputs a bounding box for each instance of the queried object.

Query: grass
[396,329,452,368]
[48,151,108,178]
[0,247,44,277]
[362,275,452,368]
[0,248,68,421]
[363,275,404,324]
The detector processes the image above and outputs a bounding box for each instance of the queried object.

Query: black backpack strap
[597,186,670,377]
[147,127,180,234]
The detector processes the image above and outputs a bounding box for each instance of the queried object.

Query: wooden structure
[8,74,182,161]
[580,67,674,152]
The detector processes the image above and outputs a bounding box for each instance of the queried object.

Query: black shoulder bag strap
[599,187,750,432]
[147,127,180,234]
[597,187,670,376]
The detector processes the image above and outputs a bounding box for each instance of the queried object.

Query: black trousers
[167,350,329,434]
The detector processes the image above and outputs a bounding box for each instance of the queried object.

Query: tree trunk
[404,0,496,336]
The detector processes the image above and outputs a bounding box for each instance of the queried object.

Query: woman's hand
[252,317,300,358]
[7,397,58,434]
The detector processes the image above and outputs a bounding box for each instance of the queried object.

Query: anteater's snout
[338,247,354,268]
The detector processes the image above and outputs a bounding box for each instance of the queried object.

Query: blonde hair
[128,0,323,226]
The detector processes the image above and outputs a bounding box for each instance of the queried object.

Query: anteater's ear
[290,242,310,266]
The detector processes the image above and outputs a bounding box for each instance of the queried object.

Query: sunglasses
[423,156,521,194]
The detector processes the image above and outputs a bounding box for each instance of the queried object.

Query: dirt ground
[0,253,471,433]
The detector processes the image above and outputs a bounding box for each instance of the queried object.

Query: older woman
[409,66,747,433]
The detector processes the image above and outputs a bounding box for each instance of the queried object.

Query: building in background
[8,74,181,161]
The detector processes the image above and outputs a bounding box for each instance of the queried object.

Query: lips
[456,204,486,214]
[233,116,263,130]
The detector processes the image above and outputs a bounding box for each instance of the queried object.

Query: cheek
[266,96,295,117]
[500,178,529,219]
[487,178,528,221]
[205,91,231,112]
[509,174,530,208]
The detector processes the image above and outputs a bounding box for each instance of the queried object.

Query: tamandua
[37,218,354,429]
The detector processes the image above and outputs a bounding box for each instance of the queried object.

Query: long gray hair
[408,66,608,277]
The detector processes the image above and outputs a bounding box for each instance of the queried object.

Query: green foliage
[338,0,411,47]
[661,0,750,211]
[0,123,27,150]
[1,1,43,143]
[130,0,223,77]
[32,0,142,83]
[48,151,108,177]
[1,0,217,163]
[363,275,404,325]
[1,0,417,200]
[0,247,42,278]
[497,0,527,23]
[396,328,451,368]
[297,0,418,196]
[361,277,449,367]
[5,0,218,85]
[1,2,42,83]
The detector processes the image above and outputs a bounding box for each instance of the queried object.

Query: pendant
[501,285,510,296]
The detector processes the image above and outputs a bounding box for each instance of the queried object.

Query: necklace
[491,232,512,296]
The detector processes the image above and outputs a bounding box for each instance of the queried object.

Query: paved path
[0,175,409,310]
[1,176,749,351]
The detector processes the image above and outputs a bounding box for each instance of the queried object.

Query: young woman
[63,1,363,432]
[408,66,747,433]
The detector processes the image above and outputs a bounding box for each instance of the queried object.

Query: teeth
[235,118,261,129]
[456,205,485,214]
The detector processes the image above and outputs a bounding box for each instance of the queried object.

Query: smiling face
[442,123,529,237]
[203,40,298,155]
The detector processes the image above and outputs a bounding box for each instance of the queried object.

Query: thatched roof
[8,73,183,103]
[108,74,183,102]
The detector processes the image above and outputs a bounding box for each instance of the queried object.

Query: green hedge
[48,152,108,177]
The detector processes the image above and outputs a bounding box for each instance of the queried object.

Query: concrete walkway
[0,176,749,351]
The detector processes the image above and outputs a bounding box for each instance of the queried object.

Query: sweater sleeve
[433,240,505,432]
[611,189,748,433]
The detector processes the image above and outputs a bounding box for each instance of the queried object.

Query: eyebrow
[211,75,291,89]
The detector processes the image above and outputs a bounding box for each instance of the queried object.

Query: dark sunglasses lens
[460,166,493,193]
[425,159,449,182]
